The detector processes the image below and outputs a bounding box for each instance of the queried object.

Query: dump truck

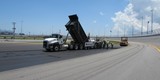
[65,14,108,50]
[43,14,111,51]
[120,37,128,46]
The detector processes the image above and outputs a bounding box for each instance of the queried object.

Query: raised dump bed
[65,14,88,45]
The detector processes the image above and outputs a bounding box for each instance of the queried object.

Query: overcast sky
[0,0,160,36]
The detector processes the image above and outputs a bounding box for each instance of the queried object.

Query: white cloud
[112,0,160,36]
[99,12,104,16]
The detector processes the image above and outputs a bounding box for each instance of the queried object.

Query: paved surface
[108,35,160,47]
[129,35,160,47]
[0,42,120,72]
[0,42,160,80]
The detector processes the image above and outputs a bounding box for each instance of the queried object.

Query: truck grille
[43,41,48,48]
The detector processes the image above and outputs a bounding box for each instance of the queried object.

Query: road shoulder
[151,45,160,53]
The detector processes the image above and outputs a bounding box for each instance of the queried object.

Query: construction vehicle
[120,37,128,46]
[65,14,107,50]
[43,14,110,51]
[43,34,68,51]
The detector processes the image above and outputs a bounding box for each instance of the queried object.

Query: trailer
[43,14,110,51]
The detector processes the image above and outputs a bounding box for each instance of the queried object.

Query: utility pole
[0,26,1,36]
[52,26,53,34]
[105,24,108,38]
[132,25,134,37]
[104,29,106,38]
[141,16,143,35]
[29,32,30,37]
[21,21,23,33]
[147,21,149,34]
[12,22,16,39]
[59,29,61,34]
[117,26,119,37]
[110,30,112,37]
[151,9,153,34]
[124,26,125,37]
[20,21,23,36]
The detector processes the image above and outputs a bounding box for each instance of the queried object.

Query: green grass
[0,35,44,40]
[0,35,120,45]
[108,40,120,44]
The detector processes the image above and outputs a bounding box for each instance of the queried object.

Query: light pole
[29,32,30,37]
[132,25,134,37]
[20,21,23,36]
[151,9,153,34]
[12,22,16,39]
[110,30,112,37]
[147,21,149,34]
[124,26,125,37]
[52,26,53,34]
[141,16,143,35]
[0,24,1,36]
[117,26,119,37]
[103,26,105,37]
[105,24,108,38]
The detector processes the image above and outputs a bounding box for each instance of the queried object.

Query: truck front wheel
[46,49,51,52]
[53,45,59,51]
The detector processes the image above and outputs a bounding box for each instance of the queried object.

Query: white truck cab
[43,34,67,51]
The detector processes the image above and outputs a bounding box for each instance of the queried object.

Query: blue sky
[0,0,129,36]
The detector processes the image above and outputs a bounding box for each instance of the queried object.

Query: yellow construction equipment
[120,37,128,46]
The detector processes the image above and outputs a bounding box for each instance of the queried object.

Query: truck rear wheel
[94,43,97,49]
[74,45,78,50]
[68,44,74,50]
[79,44,83,50]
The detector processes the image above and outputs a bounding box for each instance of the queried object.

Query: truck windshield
[51,34,59,38]
[50,34,62,38]
[121,38,128,41]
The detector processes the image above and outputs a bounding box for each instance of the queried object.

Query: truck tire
[53,45,59,52]
[68,44,74,50]
[74,44,78,50]
[46,49,51,52]
[94,43,97,49]
[79,44,83,50]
